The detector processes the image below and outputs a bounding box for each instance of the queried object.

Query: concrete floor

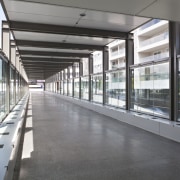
[18,92,180,180]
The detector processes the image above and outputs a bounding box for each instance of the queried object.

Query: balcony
[110,48,125,59]
[139,52,169,63]
[139,32,168,48]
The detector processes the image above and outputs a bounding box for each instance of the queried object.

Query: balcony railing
[111,63,125,69]
[111,48,125,57]
[139,52,169,63]
[140,32,168,47]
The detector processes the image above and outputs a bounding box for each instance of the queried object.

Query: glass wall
[0,58,8,121]
[60,80,63,94]
[91,74,103,103]
[178,58,180,121]
[16,72,19,103]
[74,78,79,98]
[63,80,67,95]
[81,76,89,100]
[130,62,169,117]
[68,79,73,96]
[106,69,126,108]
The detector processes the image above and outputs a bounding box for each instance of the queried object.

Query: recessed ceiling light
[80,13,86,17]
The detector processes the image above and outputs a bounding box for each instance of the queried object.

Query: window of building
[81,76,89,100]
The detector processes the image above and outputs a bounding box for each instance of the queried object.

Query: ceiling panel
[13,31,66,42]
[4,0,150,32]
[8,12,78,26]
[18,46,92,54]
[14,31,114,46]
[10,0,154,17]
[139,0,180,22]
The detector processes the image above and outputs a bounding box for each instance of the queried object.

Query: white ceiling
[11,0,180,22]
[13,31,114,46]
[4,0,150,32]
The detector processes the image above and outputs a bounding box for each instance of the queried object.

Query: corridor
[18,92,180,180]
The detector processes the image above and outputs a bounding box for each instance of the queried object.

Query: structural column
[125,33,134,110]
[79,60,83,99]
[2,21,10,112]
[103,46,109,105]
[10,40,16,104]
[72,63,76,97]
[89,54,93,101]
[169,22,180,121]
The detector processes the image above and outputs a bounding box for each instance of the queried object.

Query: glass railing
[91,74,103,103]
[140,32,168,47]
[111,63,125,69]
[140,19,161,31]
[105,69,126,108]
[139,52,169,63]
[111,48,125,57]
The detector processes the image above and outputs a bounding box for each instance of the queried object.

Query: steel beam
[169,22,180,121]
[19,50,90,58]
[21,57,80,62]
[126,34,134,110]
[16,40,103,51]
[10,21,128,39]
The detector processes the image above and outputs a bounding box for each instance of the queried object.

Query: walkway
[18,92,180,180]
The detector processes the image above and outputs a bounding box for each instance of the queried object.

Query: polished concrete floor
[18,92,180,180]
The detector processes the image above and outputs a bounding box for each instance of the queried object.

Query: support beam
[103,46,109,105]
[89,54,93,101]
[10,21,128,39]
[19,50,90,58]
[126,34,134,111]
[21,57,80,62]
[169,22,180,121]
[16,40,104,51]
[2,21,10,59]
[10,40,16,67]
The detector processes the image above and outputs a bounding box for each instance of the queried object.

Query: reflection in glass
[0,59,8,121]
[68,79,73,96]
[64,80,67,95]
[60,81,63,94]
[178,59,180,120]
[74,78,79,98]
[81,76,89,100]
[106,69,126,108]
[130,62,169,117]
[91,74,103,103]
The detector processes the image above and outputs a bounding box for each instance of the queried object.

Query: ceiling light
[80,13,86,17]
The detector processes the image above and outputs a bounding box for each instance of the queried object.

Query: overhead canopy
[2,0,154,80]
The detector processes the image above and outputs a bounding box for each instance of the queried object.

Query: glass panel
[81,76,89,100]
[60,81,63,94]
[130,62,169,118]
[93,51,102,74]
[91,74,103,103]
[0,59,8,121]
[16,72,19,102]
[64,80,67,95]
[68,79,73,96]
[74,78,79,98]
[106,69,126,108]
[178,58,180,120]
[108,40,126,70]
[82,58,89,76]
